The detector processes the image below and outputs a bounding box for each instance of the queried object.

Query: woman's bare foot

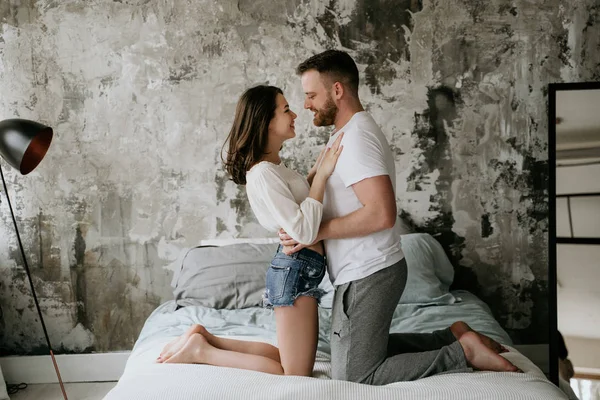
[450,321,508,354]
[164,333,212,364]
[157,324,208,363]
[459,331,519,372]
[157,338,184,363]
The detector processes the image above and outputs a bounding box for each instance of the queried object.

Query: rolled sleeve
[335,130,389,188]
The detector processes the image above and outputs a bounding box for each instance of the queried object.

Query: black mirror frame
[548,80,600,386]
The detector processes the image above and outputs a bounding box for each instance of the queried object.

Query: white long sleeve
[246,162,323,245]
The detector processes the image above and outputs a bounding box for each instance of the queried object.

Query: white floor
[8,382,116,400]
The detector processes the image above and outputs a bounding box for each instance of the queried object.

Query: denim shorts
[263,245,327,308]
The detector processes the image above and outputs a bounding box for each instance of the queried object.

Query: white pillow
[0,365,9,400]
[398,233,456,305]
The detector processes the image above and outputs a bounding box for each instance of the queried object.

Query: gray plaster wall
[0,0,598,355]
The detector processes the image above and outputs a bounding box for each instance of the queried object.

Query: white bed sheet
[104,292,567,400]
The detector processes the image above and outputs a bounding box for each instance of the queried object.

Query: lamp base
[0,161,68,400]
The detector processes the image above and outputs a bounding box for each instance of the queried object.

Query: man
[280,49,519,384]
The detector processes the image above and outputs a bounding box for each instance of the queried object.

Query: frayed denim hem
[262,287,327,309]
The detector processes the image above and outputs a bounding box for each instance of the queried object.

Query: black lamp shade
[0,119,53,175]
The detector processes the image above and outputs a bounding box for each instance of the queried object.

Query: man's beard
[313,95,337,127]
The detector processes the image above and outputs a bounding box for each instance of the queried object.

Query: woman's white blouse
[245,161,323,245]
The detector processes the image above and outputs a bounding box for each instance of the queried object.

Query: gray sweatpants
[330,258,470,385]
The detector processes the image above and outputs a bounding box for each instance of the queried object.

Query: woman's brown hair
[222,85,283,185]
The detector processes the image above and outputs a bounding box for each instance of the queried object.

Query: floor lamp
[0,119,68,400]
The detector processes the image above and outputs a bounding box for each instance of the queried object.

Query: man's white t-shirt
[322,111,404,286]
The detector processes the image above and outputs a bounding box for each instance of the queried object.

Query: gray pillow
[172,243,278,309]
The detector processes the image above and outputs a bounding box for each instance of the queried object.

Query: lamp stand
[0,162,68,400]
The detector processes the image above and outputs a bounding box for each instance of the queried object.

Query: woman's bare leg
[162,296,319,376]
[165,333,284,375]
[274,296,319,376]
[209,333,280,363]
[158,324,280,363]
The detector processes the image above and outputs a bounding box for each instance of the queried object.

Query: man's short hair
[296,49,359,94]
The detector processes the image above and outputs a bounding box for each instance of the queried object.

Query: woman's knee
[281,366,313,377]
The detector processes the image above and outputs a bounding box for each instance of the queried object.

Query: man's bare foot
[459,331,519,372]
[164,333,211,364]
[157,324,208,363]
[450,321,508,354]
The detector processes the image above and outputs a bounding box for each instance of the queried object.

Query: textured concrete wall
[0,0,598,355]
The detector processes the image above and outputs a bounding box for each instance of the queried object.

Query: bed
[104,234,569,400]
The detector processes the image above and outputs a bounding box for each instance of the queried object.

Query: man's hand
[278,228,298,246]
[279,229,309,255]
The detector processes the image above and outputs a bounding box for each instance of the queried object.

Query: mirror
[551,82,600,399]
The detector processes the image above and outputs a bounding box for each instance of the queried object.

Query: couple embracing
[157,49,519,384]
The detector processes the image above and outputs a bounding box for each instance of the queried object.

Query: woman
[156,85,343,377]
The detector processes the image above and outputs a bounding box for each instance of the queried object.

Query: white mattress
[104,293,568,400]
